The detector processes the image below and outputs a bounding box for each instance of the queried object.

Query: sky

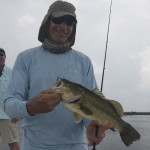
[0,0,150,112]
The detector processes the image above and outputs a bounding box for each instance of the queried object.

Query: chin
[56,40,67,45]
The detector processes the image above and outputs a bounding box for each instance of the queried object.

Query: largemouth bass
[53,78,140,146]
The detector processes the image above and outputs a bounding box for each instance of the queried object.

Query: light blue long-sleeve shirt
[4,46,97,150]
[0,66,11,119]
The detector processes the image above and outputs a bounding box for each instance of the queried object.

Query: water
[1,115,149,150]
[89,115,150,150]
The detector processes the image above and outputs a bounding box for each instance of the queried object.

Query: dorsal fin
[92,88,105,99]
[92,89,123,116]
[108,99,124,117]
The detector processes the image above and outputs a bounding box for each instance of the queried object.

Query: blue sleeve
[85,60,98,90]
[4,53,30,119]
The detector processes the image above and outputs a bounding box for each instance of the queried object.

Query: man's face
[0,52,6,67]
[48,15,76,45]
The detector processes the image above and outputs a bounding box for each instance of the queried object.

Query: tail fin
[120,123,140,146]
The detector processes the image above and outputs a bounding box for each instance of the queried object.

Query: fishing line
[92,0,113,150]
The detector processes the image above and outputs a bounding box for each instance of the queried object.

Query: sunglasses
[51,16,77,26]
[0,53,5,56]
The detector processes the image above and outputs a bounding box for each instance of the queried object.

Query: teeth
[56,27,68,35]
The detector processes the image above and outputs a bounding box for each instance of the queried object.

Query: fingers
[87,124,105,146]
[40,88,62,101]
[11,118,19,123]
[88,120,100,127]
[40,88,62,102]
[87,121,114,146]
[41,88,62,94]
[87,133,105,146]
[101,124,114,132]
[38,93,61,109]
[40,88,53,94]
[46,94,61,110]
[26,89,62,115]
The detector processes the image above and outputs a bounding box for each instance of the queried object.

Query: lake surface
[1,115,149,150]
[89,115,150,150]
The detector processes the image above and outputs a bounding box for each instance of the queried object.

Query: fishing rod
[101,0,113,92]
[92,0,113,150]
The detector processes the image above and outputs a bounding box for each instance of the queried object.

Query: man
[4,1,113,150]
[0,48,20,150]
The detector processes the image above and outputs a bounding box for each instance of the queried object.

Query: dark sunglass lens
[65,20,75,26]
[51,16,63,24]
[51,16,76,26]
[0,53,5,56]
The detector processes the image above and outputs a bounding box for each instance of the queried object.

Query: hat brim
[52,11,76,18]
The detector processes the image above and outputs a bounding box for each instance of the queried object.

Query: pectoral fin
[73,112,82,123]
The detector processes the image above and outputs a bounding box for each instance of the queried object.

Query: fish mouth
[54,78,82,103]
[70,98,81,103]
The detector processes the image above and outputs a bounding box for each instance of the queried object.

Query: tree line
[124,112,150,115]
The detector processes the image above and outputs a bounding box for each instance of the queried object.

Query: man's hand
[11,118,19,123]
[87,120,113,146]
[26,88,62,116]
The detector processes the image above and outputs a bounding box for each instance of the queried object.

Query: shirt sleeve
[4,53,30,119]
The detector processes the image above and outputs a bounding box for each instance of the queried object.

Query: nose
[59,22,68,29]
[57,22,69,34]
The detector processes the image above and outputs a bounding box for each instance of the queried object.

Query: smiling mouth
[57,33,68,39]
[56,30,69,39]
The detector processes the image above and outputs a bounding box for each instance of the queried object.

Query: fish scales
[53,78,141,146]
[79,89,124,129]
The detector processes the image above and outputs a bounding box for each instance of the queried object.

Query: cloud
[0,0,150,112]
[92,61,103,87]
[17,15,36,27]
[139,47,150,91]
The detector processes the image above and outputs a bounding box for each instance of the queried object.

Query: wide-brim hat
[38,1,77,47]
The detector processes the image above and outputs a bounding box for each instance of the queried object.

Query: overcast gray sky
[0,0,150,112]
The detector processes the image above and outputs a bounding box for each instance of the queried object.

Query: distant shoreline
[124,112,150,115]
